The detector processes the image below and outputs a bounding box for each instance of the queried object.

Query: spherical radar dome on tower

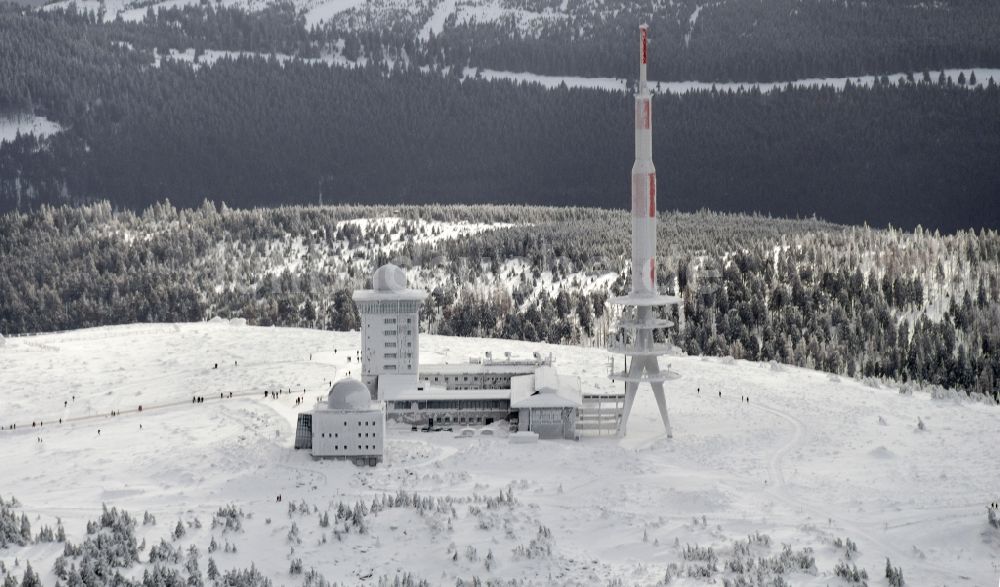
[372,263,408,292]
[327,378,372,410]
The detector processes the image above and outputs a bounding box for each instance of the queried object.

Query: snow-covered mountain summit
[1,322,996,584]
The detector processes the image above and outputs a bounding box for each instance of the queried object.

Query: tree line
[1,202,996,399]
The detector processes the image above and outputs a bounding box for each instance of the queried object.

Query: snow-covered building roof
[509,366,582,409]
[376,373,421,398]
[325,378,375,410]
[382,385,512,402]
[419,361,545,376]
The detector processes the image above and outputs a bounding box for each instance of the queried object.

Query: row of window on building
[388,399,510,411]
[357,301,420,313]
[419,374,513,389]
[382,317,413,324]
[319,432,377,438]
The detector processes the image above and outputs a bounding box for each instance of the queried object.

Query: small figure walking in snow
[718,391,721,398]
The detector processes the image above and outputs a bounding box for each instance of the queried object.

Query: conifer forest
[1,2,999,231]
[2,203,997,399]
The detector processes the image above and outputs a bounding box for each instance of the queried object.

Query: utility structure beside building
[608,24,681,438]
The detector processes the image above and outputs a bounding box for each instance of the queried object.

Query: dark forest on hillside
[442,0,1000,81]
[0,6,998,231]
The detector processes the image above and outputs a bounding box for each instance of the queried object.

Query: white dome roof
[327,378,371,410]
[372,263,407,292]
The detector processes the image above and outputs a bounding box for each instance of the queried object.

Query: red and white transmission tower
[608,24,681,438]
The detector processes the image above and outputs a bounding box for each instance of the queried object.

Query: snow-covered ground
[42,0,274,23]
[1,323,997,584]
[466,67,1000,94]
[0,115,62,145]
[301,0,370,29]
[419,0,456,41]
[684,5,703,48]
[146,45,1000,95]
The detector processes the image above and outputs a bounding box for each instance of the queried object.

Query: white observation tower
[608,24,681,438]
[353,264,427,399]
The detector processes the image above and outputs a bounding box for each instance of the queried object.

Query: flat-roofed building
[295,378,385,465]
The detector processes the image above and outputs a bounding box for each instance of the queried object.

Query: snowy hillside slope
[0,115,62,145]
[41,0,634,30]
[1,323,998,584]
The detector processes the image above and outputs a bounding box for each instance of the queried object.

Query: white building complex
[295,262,591,462]
[356,264,583,437]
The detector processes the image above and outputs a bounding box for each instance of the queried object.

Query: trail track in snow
[748,394,978,580]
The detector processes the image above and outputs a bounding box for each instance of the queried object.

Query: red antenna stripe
[641,29,648,65]
[648,174,656,217]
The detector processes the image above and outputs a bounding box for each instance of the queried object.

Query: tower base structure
[608,302,680,438]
